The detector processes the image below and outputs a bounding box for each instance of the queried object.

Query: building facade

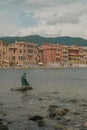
[8,42,38,66]
[39,44,87,67]
[0,40,9,66]
[40,44,57,64]
[0,39,87,67]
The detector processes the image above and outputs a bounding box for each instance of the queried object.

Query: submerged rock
[48,105,69,119]
[29,115,45,127]
[48,105,59,112]
[38,98,43,101]
[29,115,43,121]
[0,124,8,130]
[56,108,69,117]
[48,105,58,118]
[49,111,56,118]
[0,120,9,130]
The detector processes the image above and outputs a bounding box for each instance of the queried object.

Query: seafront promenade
[0,64,87,69]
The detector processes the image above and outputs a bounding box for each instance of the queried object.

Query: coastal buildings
[0,40,9,66]
[8,42,38,66]
[0,39,87,67]
[39,44,87,67]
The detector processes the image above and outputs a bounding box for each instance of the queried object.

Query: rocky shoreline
[1,97,87,130]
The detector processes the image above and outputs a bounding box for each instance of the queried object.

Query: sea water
[0,68,87,130]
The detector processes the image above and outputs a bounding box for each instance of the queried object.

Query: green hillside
[0,35,87,46]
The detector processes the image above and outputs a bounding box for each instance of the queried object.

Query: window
[28,45,33,48]
[28,49,33,53]
[19,56,26,60]
[13,49,16,53]
[12,56,15,60]
[23,44,26,47]
[20,49,22,53]
[23,49,26,53]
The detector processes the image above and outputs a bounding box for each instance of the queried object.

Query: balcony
[56,56,60,59]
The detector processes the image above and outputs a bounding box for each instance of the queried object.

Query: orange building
[8,42,38,66]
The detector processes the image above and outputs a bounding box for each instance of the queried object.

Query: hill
[0,35,87,46]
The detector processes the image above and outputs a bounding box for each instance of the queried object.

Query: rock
[49,111,56,118]
[48,105,59,111]
[48,105,58,118]
[29,115,45,127]
[38,98,43,101]
[29,115,43,121]
[0,118,9,130]
[56,108,69,117]
[11,86,33,91]
[48,106,69,119]
[0,120,9,130]
[48,105,59,110]
[0,124,8,130]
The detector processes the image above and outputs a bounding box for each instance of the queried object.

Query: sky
[0,0,87,39]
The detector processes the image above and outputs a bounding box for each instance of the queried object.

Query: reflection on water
[0,68,87,129]
[20,91,31,103]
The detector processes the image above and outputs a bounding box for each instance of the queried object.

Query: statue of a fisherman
[21,73,30,86]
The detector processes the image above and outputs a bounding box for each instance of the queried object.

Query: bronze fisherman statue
[21,73,30,86]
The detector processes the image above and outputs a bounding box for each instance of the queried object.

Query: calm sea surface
[0,68,87,130]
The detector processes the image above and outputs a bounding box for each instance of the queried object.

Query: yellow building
[0,40,9,66]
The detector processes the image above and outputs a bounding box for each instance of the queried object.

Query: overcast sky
[0,0,87,39]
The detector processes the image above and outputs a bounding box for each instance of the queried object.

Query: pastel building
[40,44,57,64]
[0,40,9,65]
[56,45,62,63]
[78,47,85,63]
[8,42,38,65]
[61,45,68,66]
[39,44,86,67]
[68,45,85,64]
[0,39,87,67]
[83,47,87,63]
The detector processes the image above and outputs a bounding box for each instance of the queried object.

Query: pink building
[8,42,38,65]
[39,44,68,66]
[40,44,57,64]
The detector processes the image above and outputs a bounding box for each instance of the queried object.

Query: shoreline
[0,66,87,69]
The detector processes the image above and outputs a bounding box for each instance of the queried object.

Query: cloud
[0,0,87,39]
